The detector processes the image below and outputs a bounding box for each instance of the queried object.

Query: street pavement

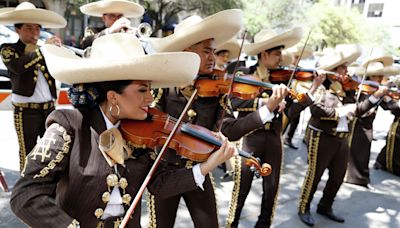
[0,108,399,228]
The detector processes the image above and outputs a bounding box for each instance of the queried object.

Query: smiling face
[185,39,216,74]
[104,80,153,123]
[15,23,41,45]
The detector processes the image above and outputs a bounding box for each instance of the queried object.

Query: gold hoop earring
[109,104,120,119]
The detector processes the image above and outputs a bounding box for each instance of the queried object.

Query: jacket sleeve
[1,44,42,76]
[10,110,79,228]
[147,159,198,199]
[221,110,264,141]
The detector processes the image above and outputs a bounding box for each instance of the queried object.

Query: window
[367,3,384,17]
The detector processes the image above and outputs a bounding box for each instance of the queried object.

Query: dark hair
[68,80,133,108]
[14,23,42,29]
[215,50,229,56]
[257,45,285,59]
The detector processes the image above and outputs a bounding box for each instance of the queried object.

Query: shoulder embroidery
[1,46,17,63]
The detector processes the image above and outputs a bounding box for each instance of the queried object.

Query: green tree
[243,0,308,36]
[305,0,363,50]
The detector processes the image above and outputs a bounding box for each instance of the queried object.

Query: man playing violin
[80,0,145,49]
[0,2,66,172]
[283,45,315,149]
[343,55,400,183]
[148,9,244,227]
[297,44,389,226]
[222,27,325,228]
[374,73,400,177]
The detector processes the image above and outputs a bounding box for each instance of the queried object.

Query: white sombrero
[0,2,66,28]
[317,44,361,71]
[41,33,200,88]
[243,27,303,56]
[281,50,294,67]
[80,0,144,18]
[149,9,243,52]
[355,55,400,77]
[215,38,241,61]
[287,45,313,59]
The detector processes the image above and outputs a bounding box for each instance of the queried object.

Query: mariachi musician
[221,27,325,228]
[297,44,388,226]
[148,9,243,227]
[80,0,145,49]
[10,33,236,228]
[0,2,66,172]
[345,55,399,188]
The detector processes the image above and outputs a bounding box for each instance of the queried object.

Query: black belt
[13,101,54,110]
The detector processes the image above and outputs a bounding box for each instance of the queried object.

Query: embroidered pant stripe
[147,192,156,228]
[387,119,399,173]
[14,111,26,172]
[225,155,242,227]
[299,129,320,213]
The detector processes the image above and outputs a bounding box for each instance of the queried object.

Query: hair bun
[68,84,99,108]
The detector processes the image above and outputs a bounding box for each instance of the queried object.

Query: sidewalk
[1,109,399,227]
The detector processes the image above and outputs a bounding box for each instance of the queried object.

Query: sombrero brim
[0,8,66,28]
[41,44,200,88]
[149,9,243,52]
[244,27,303,56]
[80,0,144,18]
[355,66,400,77]
[215,40,241,61]
[362,56,393,67]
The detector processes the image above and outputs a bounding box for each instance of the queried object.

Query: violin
[195,69,307,102]
[269,67,339,83]
[120,108,272,177]
[339,75,400,99]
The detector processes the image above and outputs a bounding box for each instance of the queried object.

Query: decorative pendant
[102,191,110,203]
[94,208,104,219]
[122,194,132,205]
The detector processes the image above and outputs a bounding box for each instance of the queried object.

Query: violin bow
[287,29,312,88]
[356,47,374,102]
[119,88,199,228]
[217,30,247,132]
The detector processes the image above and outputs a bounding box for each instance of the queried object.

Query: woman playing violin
[10,34,236,228]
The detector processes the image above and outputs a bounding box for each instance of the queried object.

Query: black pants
[227,130,282,227]
[299,129,349,213]
[149,174,218,228]
[285,115,300,140]
[13,106,54,172]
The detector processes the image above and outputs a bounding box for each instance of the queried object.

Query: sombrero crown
[355,55,400,77]
[317,44,361,71]
[243,27,303,56]
[149,9,243,52]
[0,2,66,28]
[80,0,144,18]
[41,33,200,88]
[215,38,241,61]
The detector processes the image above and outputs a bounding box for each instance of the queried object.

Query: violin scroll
[246,157,272,177]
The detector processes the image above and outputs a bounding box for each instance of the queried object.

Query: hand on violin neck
[373,85,388,98]
[263,84,289,112]
[199,139,236,176]
[309,72,326,95]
